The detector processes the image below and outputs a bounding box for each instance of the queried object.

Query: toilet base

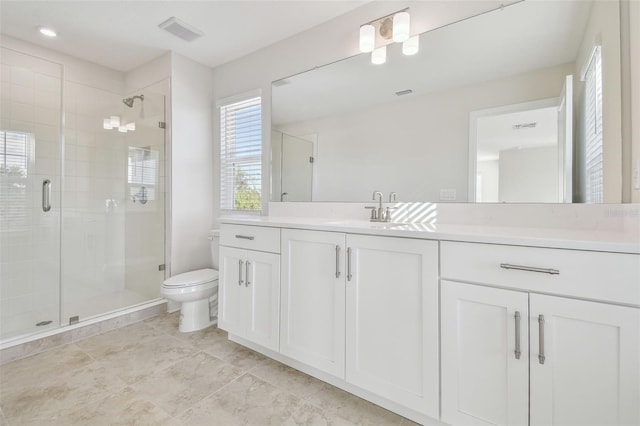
[179,298,216,332]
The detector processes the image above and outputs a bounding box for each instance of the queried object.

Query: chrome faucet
[364,191,396,222]
[373,191,383,219]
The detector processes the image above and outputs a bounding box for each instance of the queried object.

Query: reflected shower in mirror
[271,0,624,203]
[271,130,314,202]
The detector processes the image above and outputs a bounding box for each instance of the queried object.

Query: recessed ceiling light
[38,27,57,38]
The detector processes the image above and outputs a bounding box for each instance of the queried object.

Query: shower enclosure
[0,48,167,342]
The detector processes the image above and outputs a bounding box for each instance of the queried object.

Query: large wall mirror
[271,0,626,203]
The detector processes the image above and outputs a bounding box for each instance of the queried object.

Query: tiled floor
[0,313,416,425]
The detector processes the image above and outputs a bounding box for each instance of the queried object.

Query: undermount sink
[325,220,408,228]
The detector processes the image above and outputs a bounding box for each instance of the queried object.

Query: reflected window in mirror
[579,46,603,203]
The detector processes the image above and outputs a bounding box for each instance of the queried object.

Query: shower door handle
[42,179,52,212]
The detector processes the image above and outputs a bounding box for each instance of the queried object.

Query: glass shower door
[0,48,62,340]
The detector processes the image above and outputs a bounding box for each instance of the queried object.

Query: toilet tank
[210,229,220,270]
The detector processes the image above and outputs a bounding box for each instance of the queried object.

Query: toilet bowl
[161,230,220,332]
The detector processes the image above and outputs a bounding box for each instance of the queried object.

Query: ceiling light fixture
[358,8,418,65]
[38,27,57,38]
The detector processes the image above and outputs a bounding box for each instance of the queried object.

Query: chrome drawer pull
[335,245,341,278]
[347,247,352,282]
[514,311,521,360]
[245,261,251,287]
[238,259,244,286]
[538,314,546,364]
[500,263,559,275]
[235,235,255,240]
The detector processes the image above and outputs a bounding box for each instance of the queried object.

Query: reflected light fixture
[38,27,57,37]
[103,115,136,133]
[371,46,387,65]
[358,8,418,64]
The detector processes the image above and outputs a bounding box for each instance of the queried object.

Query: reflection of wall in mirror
[499,146,558,203]
[277,63,573,202]
[271,130,314,202]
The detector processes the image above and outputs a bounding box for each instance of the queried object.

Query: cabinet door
[530,294,640,426]
[218,246,246,336]
[345,235,439,417]
[280,229,346,378]
[441,281,529,426]
[244,250,280,351]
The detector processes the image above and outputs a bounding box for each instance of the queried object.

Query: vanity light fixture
[359,8,418,64]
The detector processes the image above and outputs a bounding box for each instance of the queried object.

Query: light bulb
[38,27,57,38]
[126,122,136,131]
[359,24,375,53]
[103,118,113,130]
[371,46,386,65]
[110,116,120,127]
[392,12,410,43]
[403,35,419,55]
[118,126,128,133]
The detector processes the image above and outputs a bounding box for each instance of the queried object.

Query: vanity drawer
[440,241,640,306]
[220,224,280,254]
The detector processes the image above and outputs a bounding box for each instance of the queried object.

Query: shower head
[123,94,144,108]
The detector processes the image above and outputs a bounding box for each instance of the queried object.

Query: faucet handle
[383,206,398,222]
[364,206,378,220]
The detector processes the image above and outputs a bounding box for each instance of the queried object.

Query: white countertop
[219,215,640,254]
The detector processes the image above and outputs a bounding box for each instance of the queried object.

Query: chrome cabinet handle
[335,245,341,278]
[235,235,255,240]
[500,263,559,275]
[238,259,244,286]
[514,311,521,360]
[245,261,251,287]
[42,179,51,212]
[347,247,352,282]
[538,315,546,364]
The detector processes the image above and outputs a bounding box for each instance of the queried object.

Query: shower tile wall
[61,83,131,322]
[0,49,62,339]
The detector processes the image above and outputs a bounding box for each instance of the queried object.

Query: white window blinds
[0,130,31,229]
[219,96,262,211]
[582,46,603,203]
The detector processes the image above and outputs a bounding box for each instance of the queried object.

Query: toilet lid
[163,269,218,288]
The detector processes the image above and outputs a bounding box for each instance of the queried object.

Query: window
[219,95,262,212]
[582,46,603,203]
[0,130,31,229]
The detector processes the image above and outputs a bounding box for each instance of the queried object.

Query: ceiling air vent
[158,17,204,42]
[395,89,413,96]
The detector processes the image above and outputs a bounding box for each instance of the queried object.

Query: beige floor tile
[143,312,182,336]
[74,321,167,359]
[131,351,244,417]
[305,382,406,426]
[1,361,127,424]
[0,344,92,393]
[250,358,328,400]
[200,338,268,371]
[179,373,347,426]
[96,334,200,385]
[63,387,179,426]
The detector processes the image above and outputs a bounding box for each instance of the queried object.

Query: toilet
[161,230,220,332]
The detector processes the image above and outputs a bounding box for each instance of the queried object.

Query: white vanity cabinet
[280,230,440,418]
[441,241,640,426]
[280,229,346,378]
[218,225,281,352]
[346,234,439,418]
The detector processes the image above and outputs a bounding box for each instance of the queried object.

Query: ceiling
[272,0,593,126]
[0,1,366,72]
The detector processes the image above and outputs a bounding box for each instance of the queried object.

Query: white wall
[169,53,215,275]
[477,160,499,202]
[277,63,572,202]
[630,0,640,203]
